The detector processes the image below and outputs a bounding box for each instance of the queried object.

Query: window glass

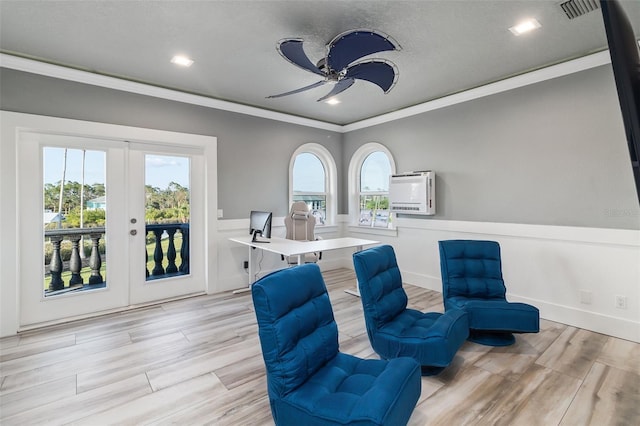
[358,151,392,228]
[293,153,325,193]
[292,152,326,224]
[360,151,391,192]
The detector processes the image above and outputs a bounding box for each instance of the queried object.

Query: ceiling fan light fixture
[170,55,194,67]
[325,98,341,105]
[509,18,542,36]
[268,29,401,101]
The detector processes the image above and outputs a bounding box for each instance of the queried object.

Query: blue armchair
[438,240,540,346]
[353,245,469,376]
[252,263,421,426]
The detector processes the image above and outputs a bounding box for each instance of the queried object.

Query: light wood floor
[1,269,638,425]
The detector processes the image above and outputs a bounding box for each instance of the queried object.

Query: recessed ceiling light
[509,18,542,36]
[171,55,194,67]
[325,98,341,105]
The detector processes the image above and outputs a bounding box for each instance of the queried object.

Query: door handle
[130,229,137,236]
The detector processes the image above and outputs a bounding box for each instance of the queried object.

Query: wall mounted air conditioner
[389,171,435,215]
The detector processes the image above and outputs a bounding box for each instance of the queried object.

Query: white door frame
[3,111,217,331]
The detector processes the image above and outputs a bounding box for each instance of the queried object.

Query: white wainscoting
[217,215,638,342]
[348,217,640,343]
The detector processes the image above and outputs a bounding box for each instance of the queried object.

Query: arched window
[348,143,396,228]
[289,143,337,225]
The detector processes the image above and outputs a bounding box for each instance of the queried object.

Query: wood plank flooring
[1,268,638,425]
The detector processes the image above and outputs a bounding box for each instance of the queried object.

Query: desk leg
[249,245,257,283]
[233,246,255,294]
[344,245,363,297]
[297,254,303,265]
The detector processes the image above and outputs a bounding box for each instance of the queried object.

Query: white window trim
[348,142,397,227]
[289,143,337,225]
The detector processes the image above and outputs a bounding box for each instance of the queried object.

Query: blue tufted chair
[438,240,540,346]
[353,245,469,376]
[252,263,421,426]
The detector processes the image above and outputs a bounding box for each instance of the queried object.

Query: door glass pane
[43,147,107,297]
[144,154,191,281]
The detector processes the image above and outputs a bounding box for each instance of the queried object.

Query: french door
[18,132,206,327]
[127,142,205,305]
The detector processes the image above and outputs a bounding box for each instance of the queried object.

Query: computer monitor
[249,210,272,242]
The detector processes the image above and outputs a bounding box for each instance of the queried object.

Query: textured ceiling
[1,0,639,125]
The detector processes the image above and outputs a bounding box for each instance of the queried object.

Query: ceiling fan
[267,29,401,102]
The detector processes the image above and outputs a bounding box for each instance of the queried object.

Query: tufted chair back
[439,240,506,303]
[251,263,338,418]
[353,245,408,338]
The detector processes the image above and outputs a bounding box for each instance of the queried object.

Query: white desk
[229,236,378,294]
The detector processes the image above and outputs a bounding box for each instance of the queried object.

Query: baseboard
[516,296,640,343]
[401,270,639,343]
[402,270,442,292]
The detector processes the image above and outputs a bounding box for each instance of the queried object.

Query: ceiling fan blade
[277,38,325,76]
[266,80,327,99]
[316,78,355,102]
[345,60,398,93]
[327,29,400,72]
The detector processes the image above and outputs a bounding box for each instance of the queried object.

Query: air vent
[560,0,600,19]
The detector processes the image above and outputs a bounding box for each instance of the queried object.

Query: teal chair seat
[353,245,469,375]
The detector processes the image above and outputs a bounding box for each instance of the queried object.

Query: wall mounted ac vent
[560,0,600,20]
[389,171,436,216]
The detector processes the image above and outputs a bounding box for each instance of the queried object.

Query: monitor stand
[251,230,270,243]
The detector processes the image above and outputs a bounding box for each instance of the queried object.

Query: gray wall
[0,68,342,219]
[342,65,640,229]
[2,65,639,229]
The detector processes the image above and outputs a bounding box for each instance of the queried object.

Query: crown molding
[0,53,343,133]
[1,50,611,134]
[342,50,612,132]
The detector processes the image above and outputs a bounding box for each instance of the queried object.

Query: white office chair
[283,201,322,264]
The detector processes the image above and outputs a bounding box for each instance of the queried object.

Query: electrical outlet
[615,295,627,310]
[243,261,249,269]
[579,290,592,305]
